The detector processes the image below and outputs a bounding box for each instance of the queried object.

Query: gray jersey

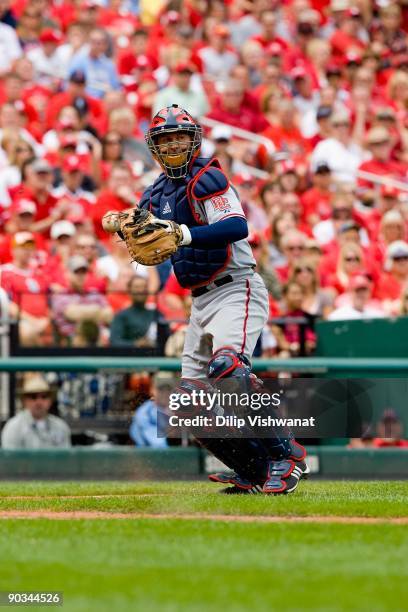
[194,186,256,279]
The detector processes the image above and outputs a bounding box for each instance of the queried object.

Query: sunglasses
[26,392,50,400]
[344,256,361,262]
[393,255,408,261]
[295,266,313,273]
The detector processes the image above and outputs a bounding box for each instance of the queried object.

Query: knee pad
[207,346,249,380]
[207,347,262,393]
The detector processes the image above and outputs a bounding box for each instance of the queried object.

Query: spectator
[0,103,42,156]
[275,229,308,282]
[197,24,238,80]
[153,62,209,119]
[313,191,359,247]
[1,375,71,449]
[290,258,334,317]
[377,241,408,303]
[372,409,408,448]
[1,231,50,345]
[0,20,22,76]
[108,106,154,170]
[358,126,408,189]
[51,254,112,343]
[322,242,366,296]
[100,131,124,180]
[92,162,139,241]
[96,234,159,312]
[310,109,364,182]
[110,275,157,347]
[207,78,268,133]
[249,229,281,300]
[10,158,63,234]
[27,28,63,85]
[328,274,383,320]
[0,137,34,206]
[129,372,174,448]
[279,281,316,355]
[68,28,120,99]
[45,69,104,132]
[301,163,333,227]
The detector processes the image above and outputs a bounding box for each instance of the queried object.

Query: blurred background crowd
[0,0,407,361]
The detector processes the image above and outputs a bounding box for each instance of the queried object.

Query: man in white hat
[1,376,71,449]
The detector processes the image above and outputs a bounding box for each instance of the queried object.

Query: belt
[191,274,234,298]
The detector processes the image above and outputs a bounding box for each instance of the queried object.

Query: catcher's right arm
[102,208,190,266]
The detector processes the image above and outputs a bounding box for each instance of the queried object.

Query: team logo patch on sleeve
[210,195,231,212]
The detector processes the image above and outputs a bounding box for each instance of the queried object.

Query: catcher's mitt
[104,208,183,266]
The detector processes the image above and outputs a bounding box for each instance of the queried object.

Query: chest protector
[139,157,230,288]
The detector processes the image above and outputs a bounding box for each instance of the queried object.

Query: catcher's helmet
[145,104,202,179]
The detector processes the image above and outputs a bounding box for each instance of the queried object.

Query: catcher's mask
[146,104,202,179]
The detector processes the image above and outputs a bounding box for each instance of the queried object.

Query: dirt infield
[0,510,407,524]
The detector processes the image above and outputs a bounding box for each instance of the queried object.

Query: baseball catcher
[103,104,309,494]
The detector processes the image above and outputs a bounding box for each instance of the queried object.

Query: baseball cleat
[288,439,307,462]
[209,471,254,490]
[262,459,309,495]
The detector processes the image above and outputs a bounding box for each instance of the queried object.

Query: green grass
[0,481,407,612]
[0,480,407,518]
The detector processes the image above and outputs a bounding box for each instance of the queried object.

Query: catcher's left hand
[102,208,184,266]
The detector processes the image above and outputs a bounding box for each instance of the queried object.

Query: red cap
[62,155,82,173]
[60,134,78,148]
[279,160,297,175]
[13,100,27,114]
[174,61,195,74]
[345,6,361,18]
[267,41,283,57]
[165,10,181,24]
[214,24,230,38]
[344,51,362,65]
[290,66,308,80]
[12,231,35,248]
[135,55,151,69]
[381,185,399,198]
[57,118,76,130]
[15,199,37,216]
[39,29,62,44]
[349,273,371,291]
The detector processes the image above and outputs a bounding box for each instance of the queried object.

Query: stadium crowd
[0,0,407,357]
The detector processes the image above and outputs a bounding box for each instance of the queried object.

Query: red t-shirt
[1,263,49,317]
[375,273,405,301]
[45,91,105,131]
[372,438,408,448]
[262,124,311,160]
[358,159,408,189]
[207,104,269,134]
[9,186,59,223]
[92,190,132,241]
[301,187,332,223]
[0,233,48,264]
